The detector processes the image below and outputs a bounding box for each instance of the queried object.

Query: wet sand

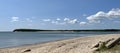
[0,34,120,53]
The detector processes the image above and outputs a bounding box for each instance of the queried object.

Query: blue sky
[0,0,120,31]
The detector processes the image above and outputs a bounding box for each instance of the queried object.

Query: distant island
[13,29,120,32]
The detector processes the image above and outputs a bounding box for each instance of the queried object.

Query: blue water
[0,32,120,48]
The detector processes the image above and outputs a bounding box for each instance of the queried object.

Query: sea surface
[0,32,120,48]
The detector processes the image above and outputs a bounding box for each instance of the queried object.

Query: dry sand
[0,34,120,53]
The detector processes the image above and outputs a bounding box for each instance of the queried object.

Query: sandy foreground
[0,34,120,53]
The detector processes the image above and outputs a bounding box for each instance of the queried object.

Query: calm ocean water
[0,32,120,48]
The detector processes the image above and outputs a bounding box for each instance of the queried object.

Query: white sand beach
[0,34,120,53]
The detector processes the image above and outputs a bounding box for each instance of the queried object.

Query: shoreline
[0,34,120,53]
[0,36,82,49]
[0,34,102,49]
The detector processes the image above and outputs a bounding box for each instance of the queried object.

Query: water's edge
[0,32,120,48]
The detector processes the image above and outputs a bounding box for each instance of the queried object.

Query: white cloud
[41,18,80,25]
[46,18,79,25]
[87,8,120,23]
[64,18,78,24]
[42,19,51,22]
[80,22,87,25]
[51,21,65,25]
[56,18,61,21]
[68,19,78,24]
[11,16,19,22]
[107,8,120,18]
[42,18,65,25]
[64,18,70,21]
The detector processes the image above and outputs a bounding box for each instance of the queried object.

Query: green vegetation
[13,29,120,32]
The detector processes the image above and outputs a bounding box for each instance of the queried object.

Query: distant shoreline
[13,29,120,32]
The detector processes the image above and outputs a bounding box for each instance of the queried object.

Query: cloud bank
[43,18,79,25]
[10,8,120,26]
[86,8,120,23]
[64,18,78,24]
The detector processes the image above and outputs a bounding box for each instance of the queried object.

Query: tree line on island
[13,29,120,32]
